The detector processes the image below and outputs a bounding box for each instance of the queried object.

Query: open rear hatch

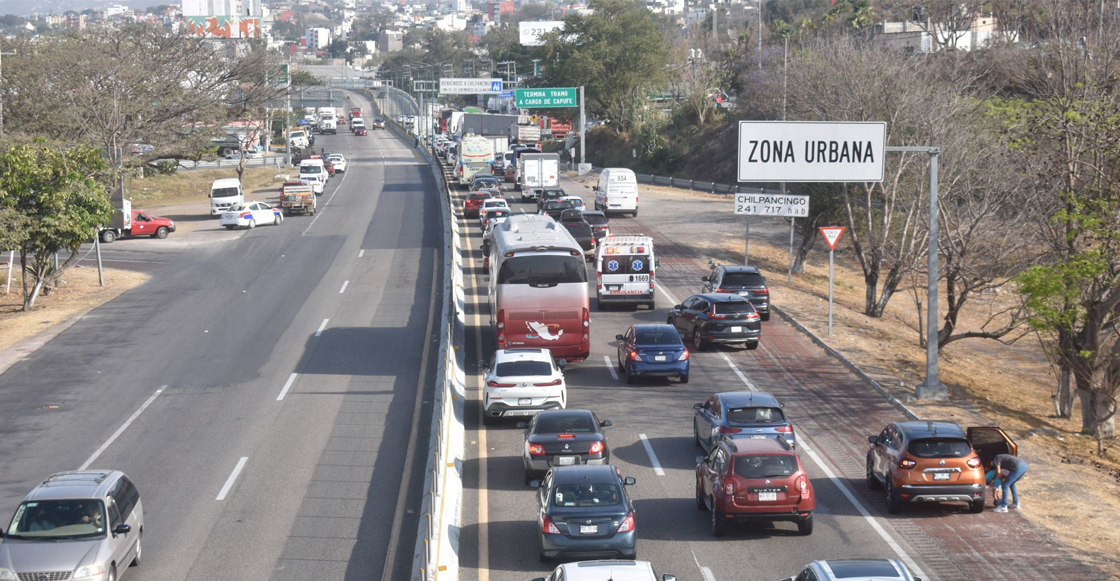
[967,426,1017,465]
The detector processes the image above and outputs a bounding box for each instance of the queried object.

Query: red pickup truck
[99,200,176,243]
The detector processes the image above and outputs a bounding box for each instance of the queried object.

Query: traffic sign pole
[744,216,750,266]
[819,227,845,337]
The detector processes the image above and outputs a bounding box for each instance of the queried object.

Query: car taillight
[597,271,602,290]
[629,350,642,362]
[649,269,655,290]
[724,480,734,495]
[590,441,604,455]
[718,426,741,434]
[899,458,917,469]
[616,512,634,533]
[967,457,982,469]
[774,425,793,433]
[542,516,560,534]
[557,433,576,439]
[529,443,545,456]
[487,381,515,387]
[534,379,563,387]
[710,309,727,319]
[582,308,589,340]
[716,289,734,293]
[679,350,689,361]
[746,312,760,321]
[797,475,808,494]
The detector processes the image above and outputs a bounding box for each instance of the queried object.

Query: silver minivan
[1,470,144,581]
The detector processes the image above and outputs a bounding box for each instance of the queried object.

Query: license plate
[654,355,666,362]
[557,456,576,466]
[518,398,532,405]
[758,492,777,501]
[607,285,620,291]
[632,274,649,282]
[750,435,767,439]
[933,472,951,481]
[579,525,598,534]
[739,291,749,296]
[730,326,743,333]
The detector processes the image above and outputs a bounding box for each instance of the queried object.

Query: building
[432,13,467,31]
[306,27,331,48]
[870,15,1012,52]
[182,0,263,37]
[378,29,403,53]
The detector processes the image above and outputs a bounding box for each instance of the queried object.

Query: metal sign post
[819,227,845,336]
[4,250,13,294]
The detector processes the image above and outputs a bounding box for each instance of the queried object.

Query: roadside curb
[772,305,920,421]
[0,305,96,378]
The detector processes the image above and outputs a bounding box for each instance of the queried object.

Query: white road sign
[737,121,886,183]
[439,78,503,95]
[519,21,564,46]
[819,226,846,251]
[734,193,809,217]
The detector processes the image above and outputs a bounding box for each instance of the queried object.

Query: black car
[702,264,771,321]
[522,410,611,484]
[536,188,567,213]
[541,200,571,221]
[559,210,596,259]
[533,465,637,562]
[582,210,610,241]
[667,293,761,350]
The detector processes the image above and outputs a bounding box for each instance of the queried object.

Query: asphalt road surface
[0,90,441,581]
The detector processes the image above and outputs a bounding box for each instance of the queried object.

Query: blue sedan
[615,324,689,384]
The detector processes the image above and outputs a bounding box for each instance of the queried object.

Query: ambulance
[595,235,658,310]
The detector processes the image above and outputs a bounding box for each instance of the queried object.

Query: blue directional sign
[490,80,504,92]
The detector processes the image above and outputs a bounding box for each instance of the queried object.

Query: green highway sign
[515,87,578,108]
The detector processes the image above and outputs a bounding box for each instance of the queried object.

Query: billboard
[519,21,564,46]
[184,16,261,38]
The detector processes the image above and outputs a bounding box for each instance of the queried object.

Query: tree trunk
[24,278,44,310]
[1057,365,1073,419]
[19,248,28,308]
[1094,391,1116,439]
[791,228,816,274]
[1078,388,1094,434]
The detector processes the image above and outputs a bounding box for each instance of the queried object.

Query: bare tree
[877,0,987,50]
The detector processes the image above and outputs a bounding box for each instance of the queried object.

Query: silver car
[783,559,922,581]
[533,560,676,581]
[1,471,144,581]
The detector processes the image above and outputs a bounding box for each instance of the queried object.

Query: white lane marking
[339,280,350,294]
[700,567,718,581]
[799,444,927,579]
[657,284,680,306]
[216,456,249,500]
[79,385,167,470]
[302,168,351,236]
[719,351,757,391]
[277,373,298,401]
[604,355,619,381]
[316,319,329,337]
[359,249,365,258]
[638,433,665,476]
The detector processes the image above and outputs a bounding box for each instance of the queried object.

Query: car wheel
[632,209,639,217]
[625,369,636,384]
[693,330,707,351]
[679,374,689,384]
[100,230,116,244]
[274,215,281,226]
[761,311,771,322]
[107,566,117,581]
[970,499,985,513]
[866,456,881,490]
[154,226,169,239]
[710,503,726,537]
[746,340,759,351]
[647,301,656,310]
[696,481,706,510]
[797,514,814,536]
[524,471,535,486]
[131,531,142,566]
[886,479,901,514]
[224,225,236,230]
[539,551,551,563]
[482,413,494,427]
[248,218,256,229]
[617,358,625,374]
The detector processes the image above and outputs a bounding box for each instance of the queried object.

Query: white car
[327,154,348,173]
[536,560,677,581]
[558,196,586,213]
[220,201,284,229]
[478,198,510,227]
[481,348,566,425]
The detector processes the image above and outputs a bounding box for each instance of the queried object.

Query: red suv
[695,438,815,537]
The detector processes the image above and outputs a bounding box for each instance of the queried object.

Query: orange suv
[866,421,1016,514]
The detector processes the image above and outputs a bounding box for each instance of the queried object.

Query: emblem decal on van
[607,260,620,272]
[526,321,564,341]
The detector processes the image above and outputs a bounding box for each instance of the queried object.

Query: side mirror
[655,258,661,268]
[623,476,636,485]
[556,360,567,368]
[600,420,612,427]
[113,524,131,535]
[516,422,528,429]
[868,435,879,444]
[615,334,624,341]
[533,578,548,581]
[673,304,683,311]
[592,185,599,191]
[695,455,705,464]
[693,403,703,409]
[781,578,795,581]
[701,276,709,282]
[529,479,541,488]
[663,576,677,581]
[478,360,488,370]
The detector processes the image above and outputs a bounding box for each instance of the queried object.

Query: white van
[210,177,244,216]
[595,235,657,310]
[299,160,326,194]
[594,168,639,216]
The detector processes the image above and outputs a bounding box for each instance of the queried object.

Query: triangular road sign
[819,226,846,251]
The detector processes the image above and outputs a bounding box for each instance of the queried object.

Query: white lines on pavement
[657,284,680,306]
[604,355,619,381]
[359,249,365,258]
[216,456,249,500]
[316,319,330,337]
[638,433,665,476]
[301,167,351,236]
[700,567,718,581]
[277,373,298,401]
[79,385,167,470]
[798,443,927,579]
[339,280,350,294]
[719,351,757,391]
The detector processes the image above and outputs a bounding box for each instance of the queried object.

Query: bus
[488,215,591,364]
[457,134,495,187]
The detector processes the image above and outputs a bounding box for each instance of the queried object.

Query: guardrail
[174,155,287,171]
[583,164,772,196]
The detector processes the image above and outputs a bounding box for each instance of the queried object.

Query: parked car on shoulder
[532,465,637,562]
[522,410,611,484]
[693,391,795,451]
[702,263,771,321]
[667,293,761,351]
[220,202,284,229]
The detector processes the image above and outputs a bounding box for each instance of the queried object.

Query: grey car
[693,391,796,451]
[783,559,922,581]
[1,471,144,581]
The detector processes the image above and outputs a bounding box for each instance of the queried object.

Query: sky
[0,0,168,17]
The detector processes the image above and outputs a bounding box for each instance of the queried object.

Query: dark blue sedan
[532,465,637,562]
[615,324,689,384]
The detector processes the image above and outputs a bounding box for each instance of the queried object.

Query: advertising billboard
[519,21,564,46]
[184,16,261,39]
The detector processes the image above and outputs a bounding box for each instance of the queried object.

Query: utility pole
[285,56,292,168]
[757,0,763,69]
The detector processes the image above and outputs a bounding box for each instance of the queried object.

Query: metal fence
[175,156,287,171]
[584,165,771,196]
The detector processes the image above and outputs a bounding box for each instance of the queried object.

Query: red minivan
[696,437,815,537]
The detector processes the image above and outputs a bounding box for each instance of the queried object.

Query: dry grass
[0,265,149,352]
[126,167,286,208]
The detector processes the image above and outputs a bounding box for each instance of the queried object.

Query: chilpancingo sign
[737,121,886,183]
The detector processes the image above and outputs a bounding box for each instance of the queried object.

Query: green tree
[0,144,112,310]
[539,0,670,133]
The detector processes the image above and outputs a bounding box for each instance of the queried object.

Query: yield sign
[819,226,846,251]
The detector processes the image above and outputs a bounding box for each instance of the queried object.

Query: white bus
[457,134,496,187]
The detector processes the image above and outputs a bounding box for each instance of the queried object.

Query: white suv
[481,348,566,425]
[533,560,677,581]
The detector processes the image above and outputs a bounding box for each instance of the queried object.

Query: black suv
[701,263,771,321]
[667,293,761,350]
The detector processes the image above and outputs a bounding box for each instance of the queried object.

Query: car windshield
[714,301,756,315]
[475,178,499,188]
[497,255,587,286]
[562,199,584,208]
[211,187,240,198]
[300,165,322,174]
[733,455,797,479]
[634,329,681,346]
[229,203,251,211]
[6,500,107,540]
[727,407,785,424]
[496,360,552,377]
[553,483,621,507]
[602,256,649,275]
[909,438,972,458]
[536,413,594,434]
[721,272,765,287]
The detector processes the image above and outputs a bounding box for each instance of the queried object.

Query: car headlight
[74,564,108,579]
[0,568,18,581]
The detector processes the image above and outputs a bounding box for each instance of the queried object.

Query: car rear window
[828,561,903,578]
[634,329,681,346]
[601,255,649,275]
[727,407,785,424]
[908,438,972,458]
[563,222,593,239]
[714,301,757,315]
[584,214,609,226]
[553,483,621,507]
[733,455,797,479]
[496,360,552,377]
[536,414,594,434]
[469,193,491,201]
[721,272,765,287]
[497,255,588,286]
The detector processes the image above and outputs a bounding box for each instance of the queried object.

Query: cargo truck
[519,153,560,202]
[511,123,541,145]
[461,113,518,137]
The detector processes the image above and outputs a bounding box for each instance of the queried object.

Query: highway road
[0,91,441,581]
[454,172,1106,581]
